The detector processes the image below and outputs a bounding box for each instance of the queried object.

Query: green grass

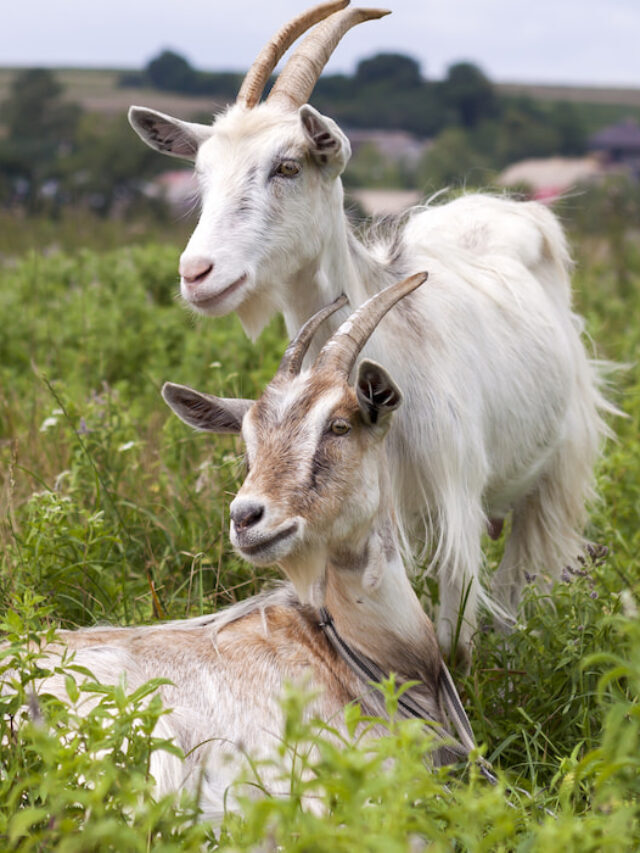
[1,228,639,850]
[0,209,196,258]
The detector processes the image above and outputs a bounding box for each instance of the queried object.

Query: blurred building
[146,169,197,213]
[588,118,640,177]
[348,188,422,217]
[497,156,604,201]
[346,129,431,165]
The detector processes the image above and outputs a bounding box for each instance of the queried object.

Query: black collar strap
[318,606,498,785]
[316,608,556,807]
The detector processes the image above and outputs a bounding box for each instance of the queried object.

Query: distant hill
[1,66,640,131]
[496,82,640,134]
[496,82,640,107]
[0,68,223,119]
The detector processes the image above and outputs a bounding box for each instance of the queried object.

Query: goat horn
[313,272,428,377]
[237,1,350,109]
[267,6,390,111]
[277,294,348,378]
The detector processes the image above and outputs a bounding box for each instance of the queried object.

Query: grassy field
[0,219,639,850]
[0,209,197,258]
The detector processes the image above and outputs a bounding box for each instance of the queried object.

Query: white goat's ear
[299,104,351,174]
[128,106,212,160]
[162,382,252,434]
[355,360,403,428]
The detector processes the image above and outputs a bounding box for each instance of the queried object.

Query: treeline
[121,51,244,102]
[120,50,503,136]
[121,49,589,172]
[0,54,623,220]
[0,69,170,216]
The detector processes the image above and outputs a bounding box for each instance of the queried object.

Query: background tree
[314,52,447,136]
[547,101,587,155]
[63,114,173,216]
[121,50,242,102]
[354,53,423,89]
[343,142,412,189]
[417,127,494,189]
[125,47,589,161]
[439,62,499,129]
[0,68,81,210]
[146,50,197,92]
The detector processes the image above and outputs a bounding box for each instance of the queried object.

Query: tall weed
[1,236,639,848]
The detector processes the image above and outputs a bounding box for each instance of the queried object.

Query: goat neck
[279,208,397,362]
[319,465,440,683]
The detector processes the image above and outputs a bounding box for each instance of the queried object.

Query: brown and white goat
[30,273,476,822]
[128,1,614,658]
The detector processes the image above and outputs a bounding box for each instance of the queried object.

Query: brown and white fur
[26,274,473,822]
[127,1,614,658]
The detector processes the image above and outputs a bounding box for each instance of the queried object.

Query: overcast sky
[1,0,638,87]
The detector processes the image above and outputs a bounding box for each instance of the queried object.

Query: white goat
[30,275,479,821]
[128,1,612,657]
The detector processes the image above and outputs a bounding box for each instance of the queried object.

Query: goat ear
[355,360,403,428]
[162,382,252,434]
[128,106,212,160]
[299,105,351,174]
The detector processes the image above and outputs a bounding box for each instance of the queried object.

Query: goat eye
[330,419,350,436]
[275,159,301,178]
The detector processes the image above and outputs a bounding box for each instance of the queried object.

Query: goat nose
[179,254,214,286]
[231,501,265,531]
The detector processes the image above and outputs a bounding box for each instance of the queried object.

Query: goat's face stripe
[237,374,381,563]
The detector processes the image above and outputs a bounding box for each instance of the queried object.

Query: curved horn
[267,6,391,111]
[237,1,350,109]
[313,272,428,377]
[277,294,348,378]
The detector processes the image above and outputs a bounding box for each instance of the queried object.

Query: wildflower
[39,416,58,432]
[53,470,70,491]
[40,408,64,432]
[620,590,638,619]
